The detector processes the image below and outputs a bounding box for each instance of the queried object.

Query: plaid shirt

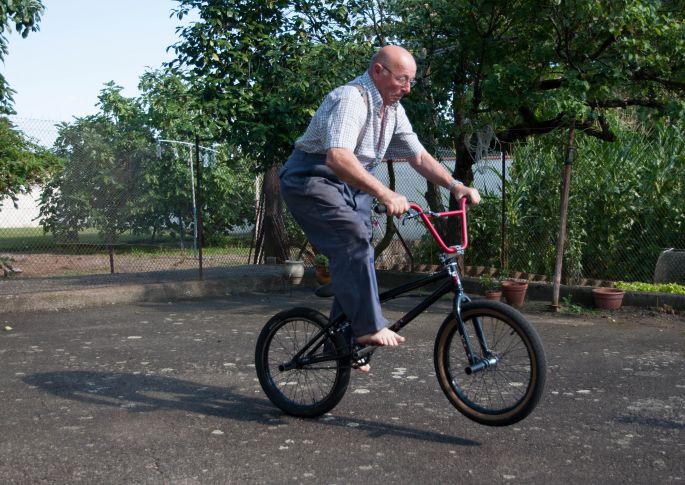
[294,71,425,169]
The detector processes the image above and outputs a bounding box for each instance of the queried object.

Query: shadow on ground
[24,371,480,447]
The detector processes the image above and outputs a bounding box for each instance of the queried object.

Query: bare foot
[356,364,371,373]
[355,327,406,347]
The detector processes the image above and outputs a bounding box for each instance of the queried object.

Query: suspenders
[348,83,383,170]
[349,83,370,152]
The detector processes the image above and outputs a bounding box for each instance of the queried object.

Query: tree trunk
[551,120,577,310]
[260,164,289,263]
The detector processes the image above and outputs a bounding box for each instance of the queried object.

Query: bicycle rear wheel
[255,307,351,418]
[434,300,546,426]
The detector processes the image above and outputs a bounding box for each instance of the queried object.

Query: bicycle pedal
[351,344,376,368]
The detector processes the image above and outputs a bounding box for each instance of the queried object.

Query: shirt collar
[356,71,397,111]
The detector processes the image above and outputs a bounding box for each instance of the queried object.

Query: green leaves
[0,116,60,206]
[0,0,44,114]
[169,0,370,168]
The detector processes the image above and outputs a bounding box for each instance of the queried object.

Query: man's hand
[378,189,409,216]
[453,184,481,206]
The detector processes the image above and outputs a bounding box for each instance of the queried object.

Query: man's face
[373,60,416,106]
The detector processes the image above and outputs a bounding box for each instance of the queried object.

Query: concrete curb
[2,268,683,314]
[0,269,318,313]
[376,270,685,311]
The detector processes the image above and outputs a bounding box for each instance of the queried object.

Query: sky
[4,0,188,122]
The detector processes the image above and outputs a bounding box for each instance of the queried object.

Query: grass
[0,226,66,250]
[0,226,253,257]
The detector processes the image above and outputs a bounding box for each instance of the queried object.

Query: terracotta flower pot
[501,280,528,306]
[315,264,331,285]
[592,288,624,310]
[485,290,502,301]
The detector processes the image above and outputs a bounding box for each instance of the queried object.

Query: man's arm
[408,150,481,205]
[325,147,409,216]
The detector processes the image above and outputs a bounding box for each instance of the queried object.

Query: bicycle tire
[255,307,351,418]
[434,300,546,426]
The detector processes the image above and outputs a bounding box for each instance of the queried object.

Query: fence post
[195,135,204,281]
[500,150,508,273]
[551,119,576,310]
[108,245,114,274]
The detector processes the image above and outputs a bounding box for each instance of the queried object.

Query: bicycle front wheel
[434,300,546,426]
[255,307,351,418]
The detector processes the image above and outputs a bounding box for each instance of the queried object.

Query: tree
[41,84,156,244]
[41,78,256,246]
[169,0,370,262]
[0,1,54,210]
[390,0,685,187]
[167,0,685,273]
[388,0,684,300]
[0,116,59,208]
[138,68,256,241]
[0,0,44,114]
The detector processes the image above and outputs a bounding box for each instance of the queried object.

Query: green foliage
[163,0,684,265]
[168,1,373,259]
[200,151,256,238]
[314,253,329,269]
[411,232,441,266]
[560,296,586,315]
[0,116,61,207]
[170,0,370,168]
[615,281,685,296]
[389,0,685,187]
[39,82,255,246]
[479,274,501,291]
[41,85,155,243]
[468,115,685,282]
[0,0,44,113]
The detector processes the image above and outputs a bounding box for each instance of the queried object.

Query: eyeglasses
[381,65,417,88]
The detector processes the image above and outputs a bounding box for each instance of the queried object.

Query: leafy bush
[479,116,685,282]
[615,281,685,296]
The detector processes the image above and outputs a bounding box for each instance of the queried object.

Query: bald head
[370,45,416,72]
[369,45,417,105]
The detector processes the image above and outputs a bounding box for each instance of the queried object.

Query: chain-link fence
[1,117,255,279]
[373,138,685,286]
[3,117,684,285]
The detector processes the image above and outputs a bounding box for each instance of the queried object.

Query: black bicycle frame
[283,261,482,368]
[280,197,498,373]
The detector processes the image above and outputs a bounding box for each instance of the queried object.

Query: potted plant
[592,287,625,310]
[479,274,502,301]
[283,259,305,285]
[501,271,529,307]
[314,254,331,285]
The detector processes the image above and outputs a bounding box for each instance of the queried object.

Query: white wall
[0,186,43,228]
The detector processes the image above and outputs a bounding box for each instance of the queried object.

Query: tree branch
[632,71,685,91]
[576,115,615,141]
[587,98,666,110]
[497,107,617,143]
[497,107,566,143]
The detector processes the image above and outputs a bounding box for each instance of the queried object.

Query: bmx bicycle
[255,197,546,426]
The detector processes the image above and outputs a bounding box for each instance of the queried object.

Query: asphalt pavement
[1,289,683,484]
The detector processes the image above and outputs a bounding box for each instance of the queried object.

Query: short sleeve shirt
[294,71,425,169]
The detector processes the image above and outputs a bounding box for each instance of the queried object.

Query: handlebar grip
[374,204,387,214]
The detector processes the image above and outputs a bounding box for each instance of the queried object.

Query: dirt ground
[2,252,244,278]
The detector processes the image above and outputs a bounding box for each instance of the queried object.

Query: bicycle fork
[450,266,499,376]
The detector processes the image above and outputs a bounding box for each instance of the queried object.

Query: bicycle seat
[314,283,335,298]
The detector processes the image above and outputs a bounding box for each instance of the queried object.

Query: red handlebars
[408,197,469,254]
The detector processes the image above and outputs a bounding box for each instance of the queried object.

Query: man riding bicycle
[279,45,481,363]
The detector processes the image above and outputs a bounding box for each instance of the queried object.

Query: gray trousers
[279,149,388,337]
